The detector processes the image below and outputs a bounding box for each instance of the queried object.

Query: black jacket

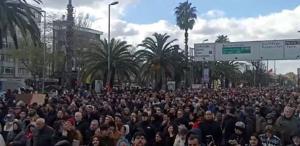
[75,120,89,137]
[199,120,222,146]
[222,115,238,141]
[33,126,54,146]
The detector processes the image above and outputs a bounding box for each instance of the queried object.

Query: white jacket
[173,135,186,146]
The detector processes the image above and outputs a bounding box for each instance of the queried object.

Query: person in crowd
[84,120,99,145]
[137,112,155,146]
[187,134,203,146]
[55,118,82,145]
[222,107,238,143]
[227,121,247,146]
[1,87,300,146]
[199,110,222,145]
[74,112,89,137]
[255,106,266,134]
[116,125,130,146]
[89,136,101,146]
[3,114,15,140]
[275,106,300,145]
[99,124,114,146]
[192,111,204,129]
[24,124,35,146]
[259,125,281,146]
[32,118,54,146]
[154,132,165,146]
[164,124,177,146]
[94,128,101,137]
[174,125,188,146]
[265,113,276,126]
[249,134,263,146]
[7,123,34,146]
[174,109,189,127]
[127,112,139,141]
[186,128,207,146]
[132,131,147,146]
[6,120,23,144]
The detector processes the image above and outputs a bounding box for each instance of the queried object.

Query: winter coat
[199,120,222,145]
[10,131,26,146]
[75,120,89,138]
[32,126,54,146]
[275,116,300,145]
[222,114,238,141]
[259,133,281,146]
[165,134,176,146]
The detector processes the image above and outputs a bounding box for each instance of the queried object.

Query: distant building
[52,0,103,88]
[0,3,42,90]
[53,20,103,54]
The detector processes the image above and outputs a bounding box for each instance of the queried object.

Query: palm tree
[81,38,139,87]
[0,0,42,49]
[136,33,184,90]
[215,35,230,43]
[175,1,197,87]
[209,35,242,87]
[175,1,197,57]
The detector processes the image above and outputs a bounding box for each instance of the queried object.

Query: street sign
[222,47,251,54]
[194,43,215,61]
[194,39,300,61]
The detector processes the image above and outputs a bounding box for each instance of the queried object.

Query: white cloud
[202,10,225,18]
[41,1,300,74]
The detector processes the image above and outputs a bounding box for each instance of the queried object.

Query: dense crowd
[0,87,300,146]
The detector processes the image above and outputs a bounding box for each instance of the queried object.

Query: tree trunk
[103,71,107,88]
[184,29,189,88]
[110,67,115,88]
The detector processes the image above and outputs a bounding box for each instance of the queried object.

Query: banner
[203,68,210,83]
[167,81,175,91]
[16,94,46,105]
[94,80,103,93]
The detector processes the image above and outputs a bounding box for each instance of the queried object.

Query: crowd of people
[0,87,300,146]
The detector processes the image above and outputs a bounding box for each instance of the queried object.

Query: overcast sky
[33,0,300,74]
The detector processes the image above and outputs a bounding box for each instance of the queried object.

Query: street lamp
[107,1,119,90]
[202,39,208,43]
[40,10,46,93]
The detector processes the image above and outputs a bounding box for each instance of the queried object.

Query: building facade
[0,3,42,90]
[52,0,103,88]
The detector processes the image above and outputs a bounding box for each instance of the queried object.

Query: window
[0,66,4,74]
[4,67,14,74]
[3,55,13,63]
[18,68,27,75]
[0,54,4,61]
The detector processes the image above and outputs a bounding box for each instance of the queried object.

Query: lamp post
[40,10,46,93]
[107,1,119,90]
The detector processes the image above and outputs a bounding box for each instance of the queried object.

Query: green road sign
[222,47,251,54]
